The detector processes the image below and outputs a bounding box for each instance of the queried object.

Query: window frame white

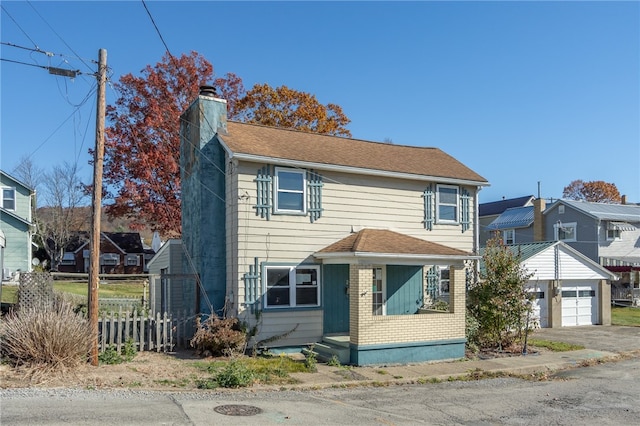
[1,187,16,211]
[60,252,76,265]
[263,264,320,309]
[371,266,387,316]
[503,229,515,245]
[436,184,459,224]
[606,228,621,241]
[101,253,120,266]
[274,167,307,215]
[438,266,450,296]
[554,222,577,242]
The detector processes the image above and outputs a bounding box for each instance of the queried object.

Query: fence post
[109,311,115,347]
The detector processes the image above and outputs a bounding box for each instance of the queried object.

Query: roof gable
[0,170,35,193]
[316,229,471,257]
[219,122,487,184]
[546,199,640,223]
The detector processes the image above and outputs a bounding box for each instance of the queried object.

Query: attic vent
[199,85,217,97]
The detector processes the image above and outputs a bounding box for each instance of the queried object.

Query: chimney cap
[199,85,217,97]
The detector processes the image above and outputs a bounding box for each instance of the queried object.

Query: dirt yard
[0,350,216,391]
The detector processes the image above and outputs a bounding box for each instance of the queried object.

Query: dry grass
[0,298,92,371]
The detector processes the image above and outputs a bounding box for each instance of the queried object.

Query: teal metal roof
[486,206,534,230]
[479,241,557,275]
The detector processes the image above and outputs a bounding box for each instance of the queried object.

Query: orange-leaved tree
[235,83,351,137]
[562,180,621,204]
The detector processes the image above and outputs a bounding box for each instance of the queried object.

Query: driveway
[533,325,640,353]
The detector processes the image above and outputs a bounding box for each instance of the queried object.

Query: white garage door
[527,283,548,328]
[561,283,597,326]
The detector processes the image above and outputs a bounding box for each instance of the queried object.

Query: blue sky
[1,1,639,204]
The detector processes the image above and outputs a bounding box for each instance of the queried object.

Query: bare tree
[37,162,89,270]
[12,155,43,192]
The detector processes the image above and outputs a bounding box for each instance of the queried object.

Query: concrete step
[322,335,350,348]
[307,341,350,365]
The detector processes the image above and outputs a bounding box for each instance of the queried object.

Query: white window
[60,252,76,265]
[126,254,140,266]
[101,253,120,266]
[439,267,450,295]
[274,168,306,214]
[606,229,621,241]
[264,264,320,308]
[503,229,515,245]
[2,187,16,210]
[436,185,458,224]
[372,267,386,315]
[554,222,577,242]
[558,205,565,214]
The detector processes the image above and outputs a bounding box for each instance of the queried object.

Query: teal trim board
[349,338,466,366]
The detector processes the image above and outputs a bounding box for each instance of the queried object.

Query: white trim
[263,264,321,308]
[1,187,16,211]
[436,184,459,224]
[554,221,577,242]
[273,167,307,215]
[372,266,386,316]
[503,229,515,245]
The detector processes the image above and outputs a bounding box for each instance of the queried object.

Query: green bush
[214,360,255,388]
[0,297,92,369]
[98,339,137,365]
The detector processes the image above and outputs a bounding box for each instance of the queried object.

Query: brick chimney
[533,198,546,241]
[621,194,627,205]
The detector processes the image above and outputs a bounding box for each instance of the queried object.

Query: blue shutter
[460,188,471,233]
[242,257,261,313]
[254,165,272,220]
[307,170,323,223]
[423,185,434,231]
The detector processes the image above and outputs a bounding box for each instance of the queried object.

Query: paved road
[2,357,639,425]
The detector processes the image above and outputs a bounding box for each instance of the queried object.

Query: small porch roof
[314,229,478,265]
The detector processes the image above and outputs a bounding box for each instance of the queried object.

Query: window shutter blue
[460,188,471,233]
[254,165,272,220]
[423,185,434,231]
[307,170,323,223]
[242,257,261,313]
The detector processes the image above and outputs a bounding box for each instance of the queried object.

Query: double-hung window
[274,168,306,214]
[264,265,320,308]
[2,187,16,210]
[554,222,577,242]
[503,229,515,245]
[436,184,458,224]
[439,267,450,295]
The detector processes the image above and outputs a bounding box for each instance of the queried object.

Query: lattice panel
[18,272,54,310]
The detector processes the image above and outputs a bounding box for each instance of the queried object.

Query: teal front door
[322,264,350,334]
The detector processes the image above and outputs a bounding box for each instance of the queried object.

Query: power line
[26,0,94,73]
[1,5,39,49]
[141,0,175,61]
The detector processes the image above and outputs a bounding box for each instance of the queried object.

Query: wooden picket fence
[98,308,196,353]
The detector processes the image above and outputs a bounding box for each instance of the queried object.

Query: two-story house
[0,170,35,281]
[544,199,640,303]
[179,87,489,365]
[57,231,152,274]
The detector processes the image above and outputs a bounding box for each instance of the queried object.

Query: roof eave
[225,151,488,187]
[314,251,479,265]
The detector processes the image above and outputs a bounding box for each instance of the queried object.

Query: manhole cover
[214,404,263,416]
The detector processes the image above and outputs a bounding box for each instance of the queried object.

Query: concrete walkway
[280,326,640,390]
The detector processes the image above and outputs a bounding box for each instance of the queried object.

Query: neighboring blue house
[0,170,35,281]
[484,196,640,307]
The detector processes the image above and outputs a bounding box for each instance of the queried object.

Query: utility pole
[88,48,107,366]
